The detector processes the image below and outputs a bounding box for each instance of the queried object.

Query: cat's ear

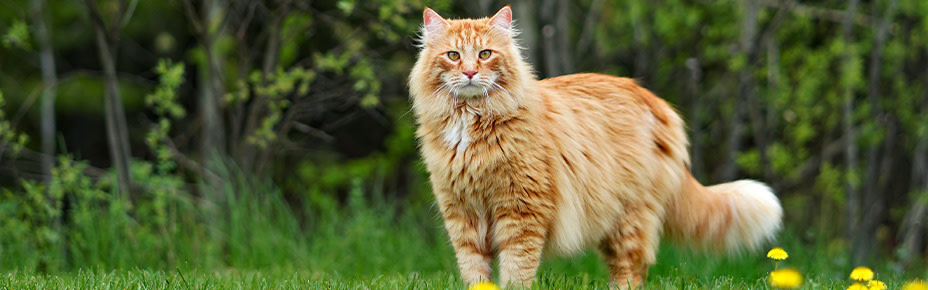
[489,5,513,34]
[422,7,449,44]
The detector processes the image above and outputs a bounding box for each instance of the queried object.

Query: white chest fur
[442,113,472,153]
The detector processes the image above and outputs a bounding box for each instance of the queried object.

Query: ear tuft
[489,6,512,33]
[422,8,448,44]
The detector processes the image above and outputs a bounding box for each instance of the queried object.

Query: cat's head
[409,6,532,119]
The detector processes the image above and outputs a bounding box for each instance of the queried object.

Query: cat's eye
[447,51,460,60]
[479,50,492,59]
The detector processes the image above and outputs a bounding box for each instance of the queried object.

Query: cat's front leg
[437,193,493,284]
[494,194,553,288]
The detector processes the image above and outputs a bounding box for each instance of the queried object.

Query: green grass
[2,159,926,289]
[3,242,922,289]
[0,268,910,290]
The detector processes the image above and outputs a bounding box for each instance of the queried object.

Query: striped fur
[408,6,783,289]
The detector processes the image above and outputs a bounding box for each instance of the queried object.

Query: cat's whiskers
[442,77,517,117]
[429,83,455,114]
[429,83,449,98]
[452,86,460,112]
[482,86,496,118]
[497,81,525,107]
[490,82,514,103]
[489,81,508,95]
[427,84,450,103]
[404,83,450,119]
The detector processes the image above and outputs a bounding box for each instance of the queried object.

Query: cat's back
[534,72,688,173]
[538,73,633,94]
[537,73,674,126]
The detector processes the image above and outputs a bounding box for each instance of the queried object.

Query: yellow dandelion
[767,247,789,260]
[850,266,874,282]
[868,280,887,290]
[468,281,501,290]
[848,283,869,290]
[902,280,928,290]
[769,268,803,289]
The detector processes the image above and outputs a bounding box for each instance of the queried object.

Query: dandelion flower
[902,280,928,290]
[468,282,501,290]
[847,283,869,290]
[850,266,874,282]
[868,280,887,290]
[769,268,803,289]
[767,247,789,260]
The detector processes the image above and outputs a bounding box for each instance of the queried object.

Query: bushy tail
[665,172,783,253]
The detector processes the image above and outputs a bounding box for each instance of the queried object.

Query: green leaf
[2,20,31,50]
[337,0,355,15]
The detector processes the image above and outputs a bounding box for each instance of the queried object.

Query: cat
[408,5,783,289]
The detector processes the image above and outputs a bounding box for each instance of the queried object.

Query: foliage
[145,60,186,173]
[0,90,28,157]
[0,156,452,273]
[236,67,315,149]
[2,19,30,50]
[0,0,927,278]
[146,60,186,119]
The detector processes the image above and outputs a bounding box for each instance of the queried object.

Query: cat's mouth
[443,75,499,99]
[453,83,488,98]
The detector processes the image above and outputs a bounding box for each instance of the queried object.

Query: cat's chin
[453,84,488,98]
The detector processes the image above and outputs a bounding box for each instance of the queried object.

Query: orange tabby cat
[408,6,782,289]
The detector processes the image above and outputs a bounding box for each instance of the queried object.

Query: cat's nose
[462,70,478,79]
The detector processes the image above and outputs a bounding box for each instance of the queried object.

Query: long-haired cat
[408,6,782,289]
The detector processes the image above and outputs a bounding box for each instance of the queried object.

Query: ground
[2,270,901,290]
[4,247,916,290]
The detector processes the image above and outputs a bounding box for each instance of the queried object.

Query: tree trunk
[901,51,928,267]
[201,0,226,196]
[746,38,770,180]
[685,58,704,180]
[260,10,282,78]
[630,2,648,79]
[860,0,899,265]
[513,0,539,67]
[245,2,290,175]
[575,0,605,65]
[723,0,759,181]
[555,0,573,74]
[540,0,560,78]
[840,0,863,264]
[32,0,62,268]
[902,137,928,265]
[765,36,780,157]
[32,0,57,186]
[85,0,133,198]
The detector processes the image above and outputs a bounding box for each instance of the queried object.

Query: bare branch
[292,122,335,143]
[165,137,221,183]
[236,1,259,38]
[81,0,108,39]
[181,0,203,34]
[322,110,363,132]
[120,0,139,29]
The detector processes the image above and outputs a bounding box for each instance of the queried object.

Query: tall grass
[1,156,924,285]
[0,156,453,276]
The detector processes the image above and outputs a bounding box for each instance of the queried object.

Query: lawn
[3,245,919,290]
[0,269,900,290]
[2,169,923,289]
